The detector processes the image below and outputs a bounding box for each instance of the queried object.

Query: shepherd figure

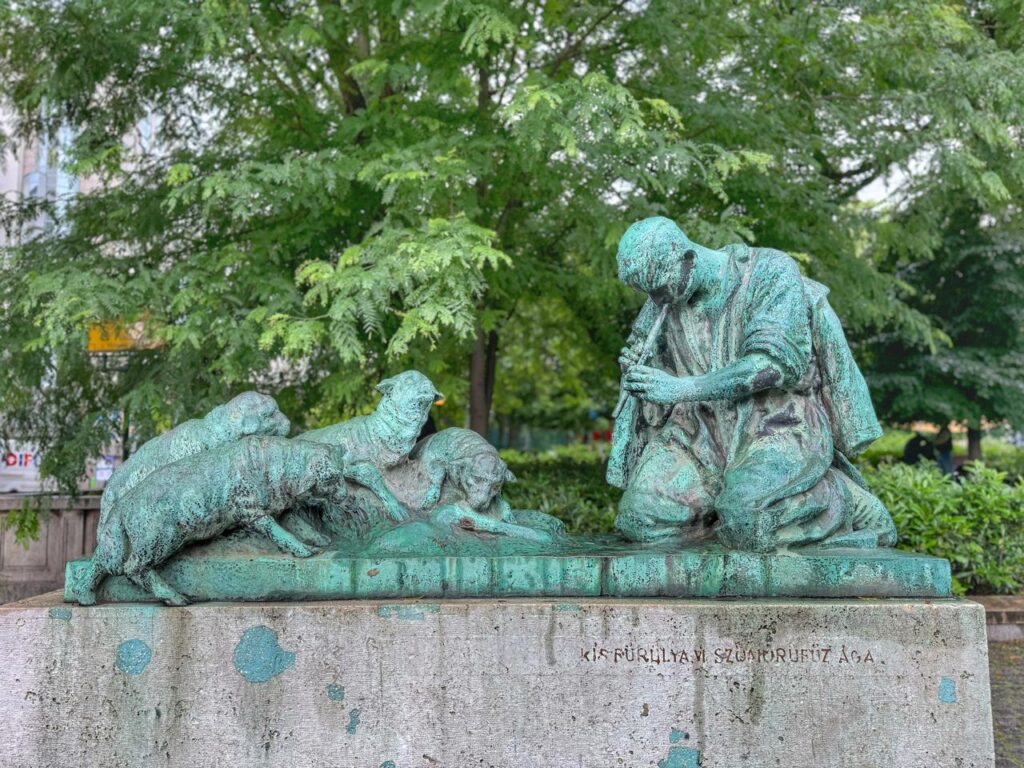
[609,216,896,552]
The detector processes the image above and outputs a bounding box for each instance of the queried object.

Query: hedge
[502,445,1024,595]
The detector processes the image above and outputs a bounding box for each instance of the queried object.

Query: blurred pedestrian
[902,432,935,466]
[934,425,954,477]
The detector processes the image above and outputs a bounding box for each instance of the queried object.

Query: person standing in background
[934,425,954,477]
[902,432,935,466]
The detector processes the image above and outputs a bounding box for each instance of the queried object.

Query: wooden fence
[0,495,100,603]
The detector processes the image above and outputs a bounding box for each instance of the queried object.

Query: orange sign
[87,319,154,353]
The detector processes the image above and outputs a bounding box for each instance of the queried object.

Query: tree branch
[543,1,628,77]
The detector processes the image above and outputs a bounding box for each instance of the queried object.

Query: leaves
[1,0,1023,485]
[868,462,1024,595]
[869,211,1024,427]
[457,3,518,58]
[265,214,509,362]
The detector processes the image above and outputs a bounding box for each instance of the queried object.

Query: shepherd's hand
[623,366,698,405]
[618,345,643,370]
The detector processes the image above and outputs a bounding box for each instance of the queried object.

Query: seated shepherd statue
[609,216,896,552]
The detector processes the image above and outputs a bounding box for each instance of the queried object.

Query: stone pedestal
[0,593,994,768]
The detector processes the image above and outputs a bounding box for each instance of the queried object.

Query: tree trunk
[497,414,510,448]
[120,406,131,462]
[467,60,497,440]
[967,425,983,462]
[469,327,498,437]
[484,329,498,407]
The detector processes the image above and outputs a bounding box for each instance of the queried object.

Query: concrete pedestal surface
[0,593,994,768]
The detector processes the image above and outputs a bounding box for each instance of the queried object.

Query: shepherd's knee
[616,483,699,543]
[714,485,777,552]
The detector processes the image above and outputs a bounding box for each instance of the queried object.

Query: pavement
[978,593,1024,768]
[978,595,1024,767]
[992,639,1024,768]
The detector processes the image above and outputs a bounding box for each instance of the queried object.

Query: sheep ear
[376,377,395,395]
[504,469,517,484]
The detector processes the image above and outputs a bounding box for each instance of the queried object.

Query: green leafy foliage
[504,446,1024,595]
[1,1,1023,484]
[867,463,1024,595]
[501,445,621,534]
[0,497,50,548]
[979,443,1024,480]
[857,428,1024,481]
[0,0,767,480]
[265,215,509,361]
[857,429,917,466]
[869,212,1024,431]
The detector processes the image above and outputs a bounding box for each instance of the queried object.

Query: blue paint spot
[326,684,345,702]
[670,729,688,744]
[115,639,152,676]
[380,762,396,768]
[377,604,439,621]
[938,677,957,704]
[346,708,361,735]
[554,603,582,613]
[658,746,700,768]
[48,607,72,621]
[233,626,295,683]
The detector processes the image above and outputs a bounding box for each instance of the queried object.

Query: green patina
[346,709,361,735]
[659,746,701,768]
[61,219,947,606]
[98,393,290,534]
[115,639,152,675]
[48,606,71,621]
[377,604,440,620]
[76,433,347,607]
[610,218,895,553]
[326,683,345,702]
[660,729,700,768]
[65,543,950,602]
[68,373,569,606]
[938,677,958,704]
[233,626,295,683]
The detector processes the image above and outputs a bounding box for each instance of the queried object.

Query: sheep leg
[251,515,316,558]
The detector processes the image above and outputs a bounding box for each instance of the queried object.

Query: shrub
[857,428,1024,481]
[980,441,1024,481]
[857,429,914,466]
[866,463,1024,595]
[501,445,620,534]
[503,445,1024,595]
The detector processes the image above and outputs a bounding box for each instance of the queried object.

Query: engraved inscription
[579,643,876,665]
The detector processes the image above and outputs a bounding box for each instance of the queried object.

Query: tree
[869,210,1024,459]
[0,0,768,484]
[862,1,1024,458]
[0,1,1022,486]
